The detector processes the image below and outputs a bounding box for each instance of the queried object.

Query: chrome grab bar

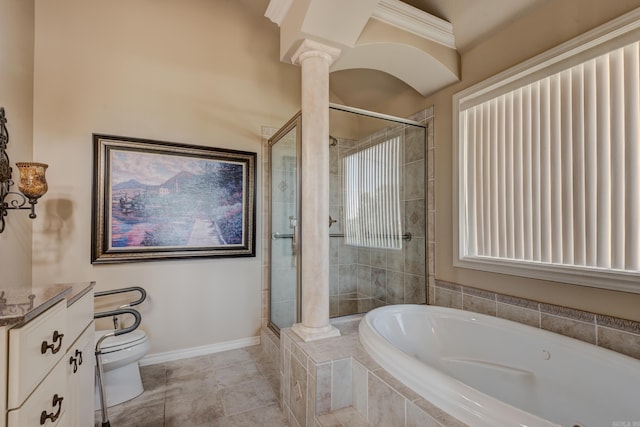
[272,232,412,241]
[95,286,146,330]
[94,286,146,310]
[94,308,142,342]
[331,232,413,241]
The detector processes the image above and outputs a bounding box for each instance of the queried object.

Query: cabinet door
[7,356,67,427]
[66,323,94,427]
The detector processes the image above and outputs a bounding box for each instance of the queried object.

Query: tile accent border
[430,279,640,360]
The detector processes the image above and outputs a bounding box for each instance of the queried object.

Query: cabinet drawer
[7,354,67,427]
[66,288,94,346]
[8,300,67,409]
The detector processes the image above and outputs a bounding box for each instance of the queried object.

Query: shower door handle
[292,226,298,254]
[290,216,298,255]
[289,216,298,255]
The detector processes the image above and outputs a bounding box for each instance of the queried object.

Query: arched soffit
[266,0,460,97]
[330,68,424,108]
[332,42,458,97]
[332,18,461,97]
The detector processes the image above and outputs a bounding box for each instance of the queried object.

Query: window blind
[343,137,403,249]
[459,40,640,273]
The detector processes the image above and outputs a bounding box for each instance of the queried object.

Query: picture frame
[91,134,256,264]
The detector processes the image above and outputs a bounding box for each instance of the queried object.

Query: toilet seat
[96,329,148,354]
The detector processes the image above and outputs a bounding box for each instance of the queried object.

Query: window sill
[454,255,640,294]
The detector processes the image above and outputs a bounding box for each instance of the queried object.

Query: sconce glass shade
[15,162,48,199]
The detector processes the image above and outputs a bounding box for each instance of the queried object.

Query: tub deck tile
[369,368,422,404]
[462,293,497,316]
[540,313,597,344]
[367,373,405,427]
[497,302,540,328]
[597,326,640,360]
[410,398,469,427]
[316,407,371,427]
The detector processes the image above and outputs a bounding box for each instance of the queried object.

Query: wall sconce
[0,107,48,233]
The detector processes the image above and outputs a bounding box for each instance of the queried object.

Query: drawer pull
[69,349,83,373]
[39,394,63,425]
[41,330,64,355]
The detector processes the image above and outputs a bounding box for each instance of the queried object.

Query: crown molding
[372,0,456,49]
[265,0,293,26]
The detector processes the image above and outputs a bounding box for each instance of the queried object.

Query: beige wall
[9,0,640,355]
[380,0,640,322]
[0,0,34,288]
[30,0,301,354]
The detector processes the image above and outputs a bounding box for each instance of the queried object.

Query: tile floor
[95,345,289,427]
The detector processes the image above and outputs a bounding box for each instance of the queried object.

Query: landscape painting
[91,134,256,263]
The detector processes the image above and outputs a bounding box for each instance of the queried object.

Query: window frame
[453,7,640,294]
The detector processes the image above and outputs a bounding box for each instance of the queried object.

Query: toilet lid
[95,329,147,351]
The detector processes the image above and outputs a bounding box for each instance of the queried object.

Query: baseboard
[139,335,261,366]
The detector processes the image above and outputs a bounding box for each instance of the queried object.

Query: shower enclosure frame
[267,104,427,335]
[328,103,425,127]
[268,112,302,335]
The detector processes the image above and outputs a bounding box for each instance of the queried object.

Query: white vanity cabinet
[0,283,95,427]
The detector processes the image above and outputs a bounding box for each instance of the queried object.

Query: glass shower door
[269,115,301,332]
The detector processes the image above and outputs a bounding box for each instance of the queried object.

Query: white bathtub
[358,304,640,427]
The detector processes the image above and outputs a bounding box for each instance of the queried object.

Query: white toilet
[94,328,151,409]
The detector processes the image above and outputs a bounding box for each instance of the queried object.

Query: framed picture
[91,134,256,264]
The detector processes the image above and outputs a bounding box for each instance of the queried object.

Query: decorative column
[291,39,341,342]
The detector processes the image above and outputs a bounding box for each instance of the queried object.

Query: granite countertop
[0,281,95,328]
[65,281,96,306]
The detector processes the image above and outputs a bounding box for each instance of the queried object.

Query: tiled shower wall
[328,109,434,317]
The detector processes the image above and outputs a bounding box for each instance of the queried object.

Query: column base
[291,322,341,342]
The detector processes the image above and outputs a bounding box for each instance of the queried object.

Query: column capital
[291,39,341,66]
